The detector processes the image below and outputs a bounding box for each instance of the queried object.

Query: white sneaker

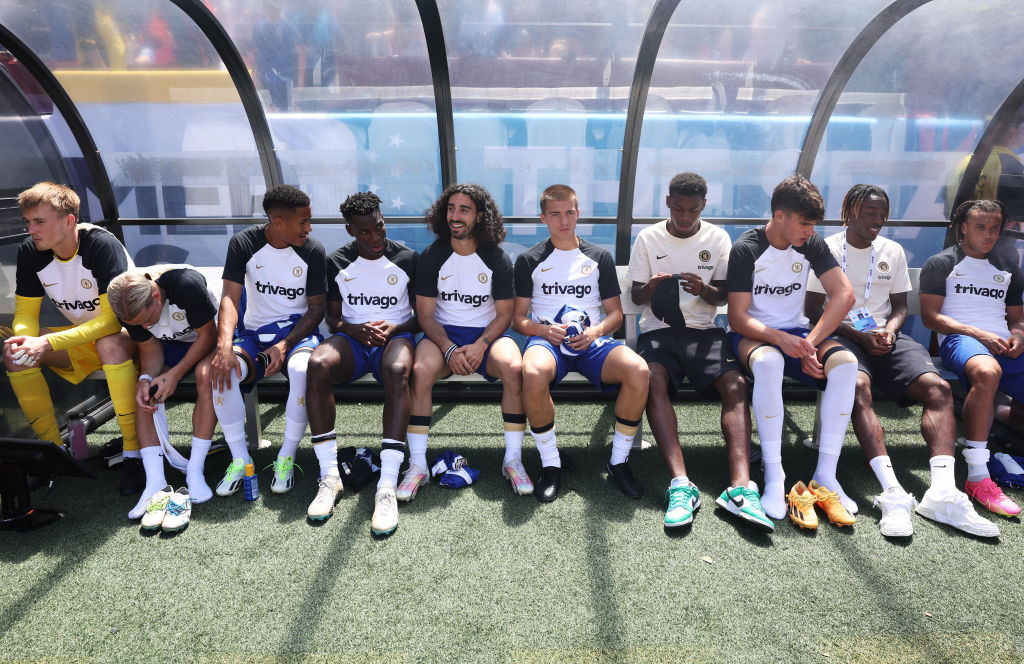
[501,458,534,495]
[140,486,174,530]
[873,487,916,537]
[161,488,192,533]
[268,456,299,494]
[216,458,248,497]
[307,472,343,521]
[915,486,1000,538]
[371,486,399,536]
[395,464,429,502]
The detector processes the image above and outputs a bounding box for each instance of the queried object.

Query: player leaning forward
[202,185,326,496]
[514,184,649,502]
[726,175,859,527]
[304,192,418,531]
[4,182,141,493]
[107,265,219,530]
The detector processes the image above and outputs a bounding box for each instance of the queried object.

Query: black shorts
[637,327,741,395]
[836,333,939,406]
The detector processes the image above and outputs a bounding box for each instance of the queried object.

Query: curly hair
[840,184,889,226]
[668,172,708,199]
[424,183,506,249]
[262,184,310,216]
[770,175,824,221]
[340,191,382,221]
[950,199,1008,244]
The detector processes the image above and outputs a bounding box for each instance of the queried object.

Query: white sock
[813,359,859,513]
[761,451,786,520]
[609,421,638,466]
[868,455,902,492]
[963,441,990,482]
[407,431,428,470]
[186,436,213,503]
[140,446,167,495]
[213,359,249,462]
[280,352,310,459]
[122,449,141,459]
[379,447,404,490]
[312,432,338,478]
[503,429,525,465]
[670,475,689,489]
[532,425,560,468]
[929,455,956,491]
[749,348,785,450]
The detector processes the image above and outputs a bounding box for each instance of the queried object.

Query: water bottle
[68,418,88,460]
[243,462,260,500]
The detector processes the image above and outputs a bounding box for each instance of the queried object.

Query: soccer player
[402,183,527,511]
[806,185,997,537]
[3,182,141,494]
[202,185,326,498]
[919,199,1024,531]
[629,172,771,530]
[305,192,418,533]
[513,184,650,503]
[107,266,218,529]
[726,175,859,526]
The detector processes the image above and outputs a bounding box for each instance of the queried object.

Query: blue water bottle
[243,462,260,501]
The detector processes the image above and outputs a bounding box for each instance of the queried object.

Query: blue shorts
[419,325,512,382]
[161,341,192,372]
[525,335,623,393]
[728,327,825,389]
[338,331,414,385]
[234,314,321,383]
[940,334,1024,401]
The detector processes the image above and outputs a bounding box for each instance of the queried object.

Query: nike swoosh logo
[541,267,554,272]
[755,267,767,273]
[656,254,668,260]
[255,264,265,269]
[840,412,851,416]
[730,493,746,508]
[955,271,966,276]
[42,282,57,287]
[933,464,949,468]
[765,413,779,419]
[440,275,453,280]
[344,277,357,282]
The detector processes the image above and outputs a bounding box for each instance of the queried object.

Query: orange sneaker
[808,480,856,526]
[787,481,818,530]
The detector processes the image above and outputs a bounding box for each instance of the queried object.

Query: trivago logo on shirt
[540,281,592,298]
[953,283,1005,299]
[254,280,305,299]
[53,296,101,312]
[347,292,400,309]
[440,289,490,307]
[753,282,802,296]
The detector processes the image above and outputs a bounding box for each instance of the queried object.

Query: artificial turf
[1,398,1023,663]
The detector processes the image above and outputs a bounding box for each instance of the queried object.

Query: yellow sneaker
[808,480,856,526]
[787,481,818,530]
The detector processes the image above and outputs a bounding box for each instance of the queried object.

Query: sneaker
[161,488,192,533]
[216,458,248,497]
[371,486,398,536]
[715,481,775,533]
[140,485,173,530]
[395,464,429,502]
[307,472,343,521]
[787,481,818,530]
[965,477,1022,516]
[988,453,1024,489]
[916,486,1000,537]
[808,480,856,526]
[664,482,701,527]
[267,456,301,494]
[872,487,916,537]
[536,465,562,503]
[501,458,534,495]
[118,457,146,496]
[607,461,643,499]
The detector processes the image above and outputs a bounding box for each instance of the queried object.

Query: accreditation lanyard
[841,232,874,303]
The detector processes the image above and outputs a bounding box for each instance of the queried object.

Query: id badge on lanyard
[842,234,878,331]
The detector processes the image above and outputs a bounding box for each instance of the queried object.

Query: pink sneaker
[501,458,534,495]
[965,478,1022,516]
[395,465,429,502]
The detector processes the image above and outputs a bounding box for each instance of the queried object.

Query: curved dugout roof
[0,0,1021,264]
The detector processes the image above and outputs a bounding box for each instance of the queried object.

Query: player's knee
[920,374,953,408]
[96,331,131,364]
[854,371,873,400]
[748,345,784,374]
[717,372,748,405]
[381,359,411,387]
[624,357,650,392]
[968,362,1002,389]
[306,349,334,383]
[522,360,552,391]
[821,347,857,377]
[648,362,670,392]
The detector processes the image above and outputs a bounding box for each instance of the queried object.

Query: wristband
[443,343,459,365]
[479,334,491,347]
[138,374,154,383]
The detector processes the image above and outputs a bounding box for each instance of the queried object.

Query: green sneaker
[664,482,701,527]
[715,481,775,532]
[216,458,248,497]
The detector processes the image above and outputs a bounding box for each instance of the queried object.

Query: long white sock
[187,437,213,503]
[609,417,640,465]
[407,415,431,470]
[502,412,527,464]
[280,351,310,459]
[129,447,167,518]
[379,446,404,490]
[929,455,956,491]
[532,423,560,468]
[213,358,249,462]
[813,360,859,513]
[963,441,990,482]
[750,349,785,519]
[868,455,902,492]
[312,431,338,479]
